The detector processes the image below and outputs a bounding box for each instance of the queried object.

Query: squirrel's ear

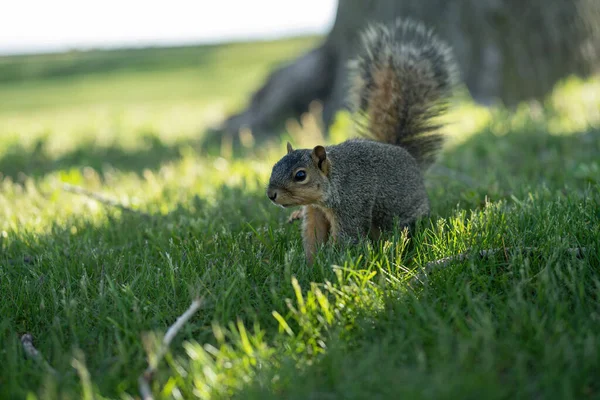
[311,145,329,174]
[286,142,294,154]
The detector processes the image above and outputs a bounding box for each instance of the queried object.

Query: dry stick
[139,298,204,400]
[21,333,58,375]
[413,246,589,284]
[61,183,150,218]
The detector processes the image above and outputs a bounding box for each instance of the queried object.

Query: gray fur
[268,138,429,241]
[322,139,429,238]
[267,18,458,255]
[349,18,459,170]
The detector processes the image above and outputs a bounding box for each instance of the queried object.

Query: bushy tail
[349,18,459,170]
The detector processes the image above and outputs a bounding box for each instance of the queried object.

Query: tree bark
[221,0,600,138]
[221,43,336,137]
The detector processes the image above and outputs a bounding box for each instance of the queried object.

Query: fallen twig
[412,246,588,284]
[21,333,58,375]
[62,183,150,218]
[139,298,204,400]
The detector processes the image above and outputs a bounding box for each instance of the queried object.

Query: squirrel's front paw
[287,209,304,224]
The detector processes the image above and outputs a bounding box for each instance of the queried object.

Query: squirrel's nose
[267,189,277,201]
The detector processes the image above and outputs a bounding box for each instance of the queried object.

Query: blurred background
[0,0,337,55]
[0,0,598,181]
[0,0,338,179]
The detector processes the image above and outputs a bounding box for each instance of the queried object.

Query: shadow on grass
[0,133,191,181]
[229,125,600,400]
[0,182,341,399]
[426,125,600,215]
[0,127,286,182]
[1,121,599,398]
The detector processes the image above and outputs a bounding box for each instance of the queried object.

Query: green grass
[1,37,599,400]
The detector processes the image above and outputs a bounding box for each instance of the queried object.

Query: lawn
[0,36,599,400]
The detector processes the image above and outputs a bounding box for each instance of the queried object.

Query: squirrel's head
[266,142,331,208]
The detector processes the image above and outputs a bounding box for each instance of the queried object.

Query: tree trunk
[221,0,600,138]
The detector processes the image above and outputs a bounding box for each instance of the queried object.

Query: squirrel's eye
[294,170,307,182]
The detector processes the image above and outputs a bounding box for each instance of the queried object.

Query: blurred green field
[1,37,599,400]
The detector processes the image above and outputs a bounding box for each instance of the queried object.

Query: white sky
[0,0,337,55]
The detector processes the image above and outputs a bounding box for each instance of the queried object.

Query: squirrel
[266,18,459,264]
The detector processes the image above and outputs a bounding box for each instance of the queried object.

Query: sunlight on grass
[0,37,599,400]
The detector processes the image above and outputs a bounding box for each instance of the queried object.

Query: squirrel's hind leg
[334,212,372,245]
[302,206,331,264]
[369,224,382,241]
